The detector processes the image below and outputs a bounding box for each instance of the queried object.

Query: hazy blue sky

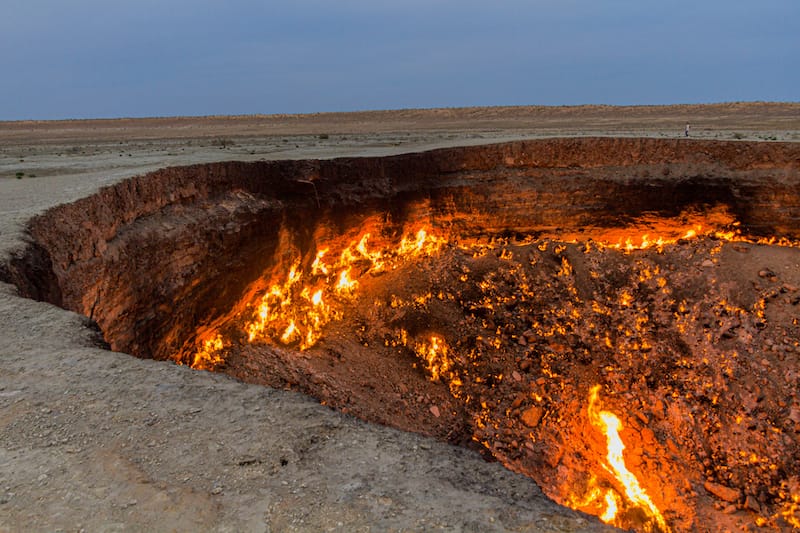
[1,1,797,120]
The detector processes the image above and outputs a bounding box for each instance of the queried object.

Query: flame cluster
[189,207,799,369]
[585,385,671,532]
[777,480,800,528]
[570,208,800,253]
[399,331,460,387]
[190,228,445,368]
[183,207,800,530]
[191,333,224,370]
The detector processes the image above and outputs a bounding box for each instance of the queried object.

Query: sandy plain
[0,103,798,532]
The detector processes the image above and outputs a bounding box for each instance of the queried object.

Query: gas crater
[4,138,800,532]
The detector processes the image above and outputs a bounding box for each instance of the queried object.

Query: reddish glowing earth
[181,213,800,532]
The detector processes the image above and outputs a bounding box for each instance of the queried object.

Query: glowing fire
[777,479,800,528]
[601,490,620,523]
[585,384,670,532]
[186,207,799,381]
[181,207,800,529]
[407,333,453,382]
[244,228,445,351]
[559,207,800,253]
[191,334,224,370]
[188,227,446,367]
[336,268,358,294]
[246,229,445,350]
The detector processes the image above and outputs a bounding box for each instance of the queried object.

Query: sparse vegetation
[15,171,24,179]
[732,132,745,139]
[211,138,235,148]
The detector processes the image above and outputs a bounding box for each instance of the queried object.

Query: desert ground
[1,103,798,532]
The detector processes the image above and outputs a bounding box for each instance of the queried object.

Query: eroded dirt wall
[4,138,800,361]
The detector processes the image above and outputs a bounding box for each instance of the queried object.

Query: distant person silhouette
[685,123,690,137]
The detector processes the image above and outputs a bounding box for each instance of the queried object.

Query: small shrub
[211,138,235,148]
[732,132,745,140]
[318,133,329,140]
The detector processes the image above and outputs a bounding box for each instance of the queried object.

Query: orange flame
[242,228,444,351]
[778,484,800,528]
[562,207,796,254]
[335,269,358,294]
[191,334,225,370]
[185,208,800,370]
[412,334,451,382]
[601,490,621,523]
[587,384,671,532]
[188,227,447,367]
[398,332,463,394]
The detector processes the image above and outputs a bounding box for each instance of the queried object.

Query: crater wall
[4,138,799,361]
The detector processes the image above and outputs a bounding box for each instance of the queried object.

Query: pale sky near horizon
[1,1,797,120]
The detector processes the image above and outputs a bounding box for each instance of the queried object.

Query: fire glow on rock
[191,227,447,368]
[190,207,766,369]
[179,208,800,532]
[585,385,671,532]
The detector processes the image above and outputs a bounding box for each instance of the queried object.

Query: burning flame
[192,334,224,370]
[586,384,671,532]
[561,207,800,253]
[781,498,800,529]
[601,490,621,523]
[409,334,452,382]
[188,227,446,367]
[336,268,358,294]
[398,332,464,394]
[777,480,800,529]
[186,207,800,376]
[178,208,800,532]
[245,228,445,351]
